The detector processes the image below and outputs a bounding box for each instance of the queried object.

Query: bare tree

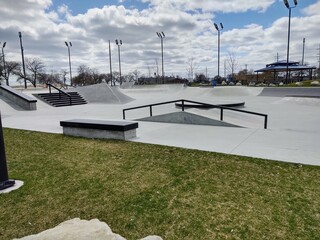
[13,58,45,87]
[26,58,45,87]
[73,65,105,86]
[226,52,238,79]
[132,70,140,82]
[186,57,198,81]
[38,72,61,85]
[0,60,20,85]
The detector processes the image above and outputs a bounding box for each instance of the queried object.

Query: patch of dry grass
[1,128,320,239]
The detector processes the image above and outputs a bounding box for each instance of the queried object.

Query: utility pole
[214,22,224,78]
[18,32,27,89]
[156,32,165,84]
[108,40,113,86]
[301,38,305,65]
[115,39,123,85]
[317,44,320,78]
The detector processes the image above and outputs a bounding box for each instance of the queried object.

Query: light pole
[0,111,15,190]
[156,32,165,83]
[283,0,298,84]
[108,40,113,86]
[115,39,122,85]
[19,32,27,89]
[214,22,223,78]
[1,42,7,85]
[65,41,73,86]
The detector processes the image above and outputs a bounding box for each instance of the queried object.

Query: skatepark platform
[1,85,320,166]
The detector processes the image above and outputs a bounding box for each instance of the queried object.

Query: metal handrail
[47,83,72,105]
[123,99,268,129]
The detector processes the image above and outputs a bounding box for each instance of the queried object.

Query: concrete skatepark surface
[1,84,320,166]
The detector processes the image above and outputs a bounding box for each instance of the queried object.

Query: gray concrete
[0,85,37,110]
[138,111,241,127]
[69,83,134,104]
[259,87,320,97]
[1,85,320,166]
[63,127,137,140]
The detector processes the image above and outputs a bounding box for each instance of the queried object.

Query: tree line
[0,57,140,87]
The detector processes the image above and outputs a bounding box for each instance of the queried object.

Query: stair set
[35,90,87,107]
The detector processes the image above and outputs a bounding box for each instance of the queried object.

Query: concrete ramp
[259,87,320,98]
[137,111,241,127]
[69,83,134,104]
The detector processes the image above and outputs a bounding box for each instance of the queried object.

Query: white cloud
[302,0,320,16]
[142,0,276,13]
[0,0,318,80]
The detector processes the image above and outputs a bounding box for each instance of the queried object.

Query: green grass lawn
[1,128,320,239]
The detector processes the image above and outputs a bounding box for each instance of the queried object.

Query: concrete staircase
[35,92,87,107]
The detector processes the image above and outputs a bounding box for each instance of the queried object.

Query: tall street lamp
[18,32,27,89]
[115,39,122,85]
[283,0,298,84]
[156,32,165,83]
[1,42,7,85]
[214,22,223,78]
[108,40,113,86]
[65,41,73,86]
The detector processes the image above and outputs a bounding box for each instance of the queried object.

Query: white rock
[14,218,163,240]
[14,218,126,240]
[139,236,163,240]
[311,81,319,85]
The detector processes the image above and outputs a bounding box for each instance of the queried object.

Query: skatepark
[1,83,320,166]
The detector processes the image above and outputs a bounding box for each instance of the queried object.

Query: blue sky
[47,0,315,29]
[1,0,319,80]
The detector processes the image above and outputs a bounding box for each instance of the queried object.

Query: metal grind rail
[122,99,268,129]
[47,83,72,105]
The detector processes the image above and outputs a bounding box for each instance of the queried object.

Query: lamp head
[115,39,118,45]
[161,32,165,37]
[293,0,298,6]
[220,23,224,29]
[65,41,68,47]
[120,40,122,45]
[214,23,219,31]
[69,42,72,47]
[283,0,290,8]
[2,42,6,48]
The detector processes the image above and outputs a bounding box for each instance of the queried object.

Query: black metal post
[0,111,15,190]
[150,106,153,117]
[264,115,268,129]
[18,32,27,89]
[182,100,185,111]
[123,110,125,120]
[220,108,223,121]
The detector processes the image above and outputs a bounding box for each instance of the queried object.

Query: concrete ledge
[60,119,138,140]
[0,85,37,110]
